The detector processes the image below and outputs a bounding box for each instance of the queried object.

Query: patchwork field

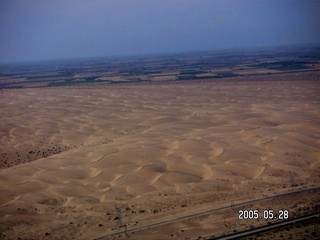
[0,71,319,239]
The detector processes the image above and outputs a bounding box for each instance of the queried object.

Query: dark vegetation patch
[38,198,59,206]
[47,77,111,87]
[1,144,75,168]
[177,72,238,80]
[179,70,208,75]
[129,69,145,75]
[47,77,151,87]
[251,60,316,71]
[27,72,73,79]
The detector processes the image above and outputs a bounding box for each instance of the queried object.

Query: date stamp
[238,209,289,220]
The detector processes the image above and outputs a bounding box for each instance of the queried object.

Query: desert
[0,68,319,239]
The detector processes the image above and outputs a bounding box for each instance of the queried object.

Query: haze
[0,0,319,63]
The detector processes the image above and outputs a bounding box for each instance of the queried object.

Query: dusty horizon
[1,0,320,63]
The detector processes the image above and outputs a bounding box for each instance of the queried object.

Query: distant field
[0,46,319,89]
[26,73,73,79]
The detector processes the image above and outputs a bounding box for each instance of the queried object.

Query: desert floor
[0,72,319,239]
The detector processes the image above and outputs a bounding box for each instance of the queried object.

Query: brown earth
[0,72,319,239]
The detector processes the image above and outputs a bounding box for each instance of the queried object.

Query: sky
[0,0,319,63]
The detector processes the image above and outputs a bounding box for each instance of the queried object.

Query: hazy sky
[0,0,319,63]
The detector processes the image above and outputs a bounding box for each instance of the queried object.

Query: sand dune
[0,73,319,239]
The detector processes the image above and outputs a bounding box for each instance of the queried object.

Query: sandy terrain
[0,72,319,239]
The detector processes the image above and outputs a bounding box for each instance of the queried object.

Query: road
[92,186,320,240]
[211,212,320,239]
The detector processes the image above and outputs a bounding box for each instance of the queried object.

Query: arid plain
[0,71,320,239]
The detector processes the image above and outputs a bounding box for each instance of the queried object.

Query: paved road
[92,186,320,240]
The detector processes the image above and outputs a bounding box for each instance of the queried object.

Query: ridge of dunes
[0,74,319,239]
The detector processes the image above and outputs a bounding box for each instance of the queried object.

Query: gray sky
[0,0,319,63]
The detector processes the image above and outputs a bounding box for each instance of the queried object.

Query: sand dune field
[0,72,319,239]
